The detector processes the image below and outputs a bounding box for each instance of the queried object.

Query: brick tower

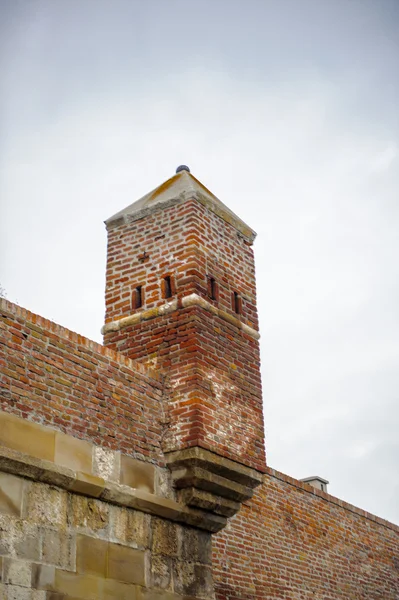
[103,166,266,515]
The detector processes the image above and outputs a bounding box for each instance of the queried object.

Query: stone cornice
[166,447,263,520]
[0,445,226,533]
[181,293,260,339]
[102,294,260,340]
[102,299,178,334]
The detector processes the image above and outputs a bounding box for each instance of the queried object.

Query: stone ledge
[166,447,263,488]
[166,447,263,521]
[181,294,260,339]
[102,299,178,334]
[0,446,226,533]
[171,466,254,503]
[0,409,156,494]
[102,294,260,339]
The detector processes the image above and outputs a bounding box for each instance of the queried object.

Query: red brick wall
[104,199,265,472]
[105,305,265,469]
[105,199,258,328]
[0,299,164,463]
[213,468,399,599]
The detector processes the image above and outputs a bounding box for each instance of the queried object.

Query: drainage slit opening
[233,291,242,315]
[133,285,143,309]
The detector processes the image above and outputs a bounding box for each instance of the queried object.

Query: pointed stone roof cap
[105,169,256,242]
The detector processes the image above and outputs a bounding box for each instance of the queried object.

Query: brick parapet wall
[213,469,399,599]
[1,298,161,380]
[264,466,399,533]
[0,298,165,464]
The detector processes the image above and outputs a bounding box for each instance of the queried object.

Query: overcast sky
[1,0,398,525]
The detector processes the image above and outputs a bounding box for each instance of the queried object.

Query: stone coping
[102,294,260,340]
[0,409,158,489]
[0,297,161,382]
[265,466,399,533]
[105,169,257,243]
[182,294,260,339]
[0,411,258,532]
[0,445,225,533]
[102,299,178,334]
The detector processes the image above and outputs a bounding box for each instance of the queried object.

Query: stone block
[150,555,172,590]
[155,468,174,499]
[31,591,46,600]
[0,412,55,462]
[5,584,32,600]
[99,577,137,600]
[173,562,214,598]
[181,528,212,565]
[68,496,109,534]
[42,529,75,570]
[109,506,150,548]
[3,558,31,587]
[70,473,105,498]
[136,590,183,600]
[76,535,107,577]
[54,434,92,474]
[107,542,145,586]
[92,447,119,482]
[151,519,179,558]
[25,483,67,528]
[31,564,56,590]
[0,445,75,491]
[179,487,240,517]
[120,456,155,493]
[171,465,253,503]
[54,570,99,600]
[166,446,263,487]
[0,472,25,517]
[183,505,227,533]
[1,521,41,561]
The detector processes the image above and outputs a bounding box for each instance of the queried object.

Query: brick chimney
[102,167,266,488]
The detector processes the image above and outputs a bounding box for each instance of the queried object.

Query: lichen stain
[145,175,180,205]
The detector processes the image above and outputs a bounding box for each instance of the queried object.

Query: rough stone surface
[68,495,110,535]
[109,506,150,548]
[92,447,120,483]
[41,529,75,570]
[25,483,67,529]
[0,472,214,599]
[3,559,31,587]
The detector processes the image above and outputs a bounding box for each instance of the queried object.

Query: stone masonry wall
[212,468,399,600]
[0,469,213,599]
[0,298,164,464]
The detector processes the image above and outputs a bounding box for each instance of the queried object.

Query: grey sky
[1,0,398,524]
